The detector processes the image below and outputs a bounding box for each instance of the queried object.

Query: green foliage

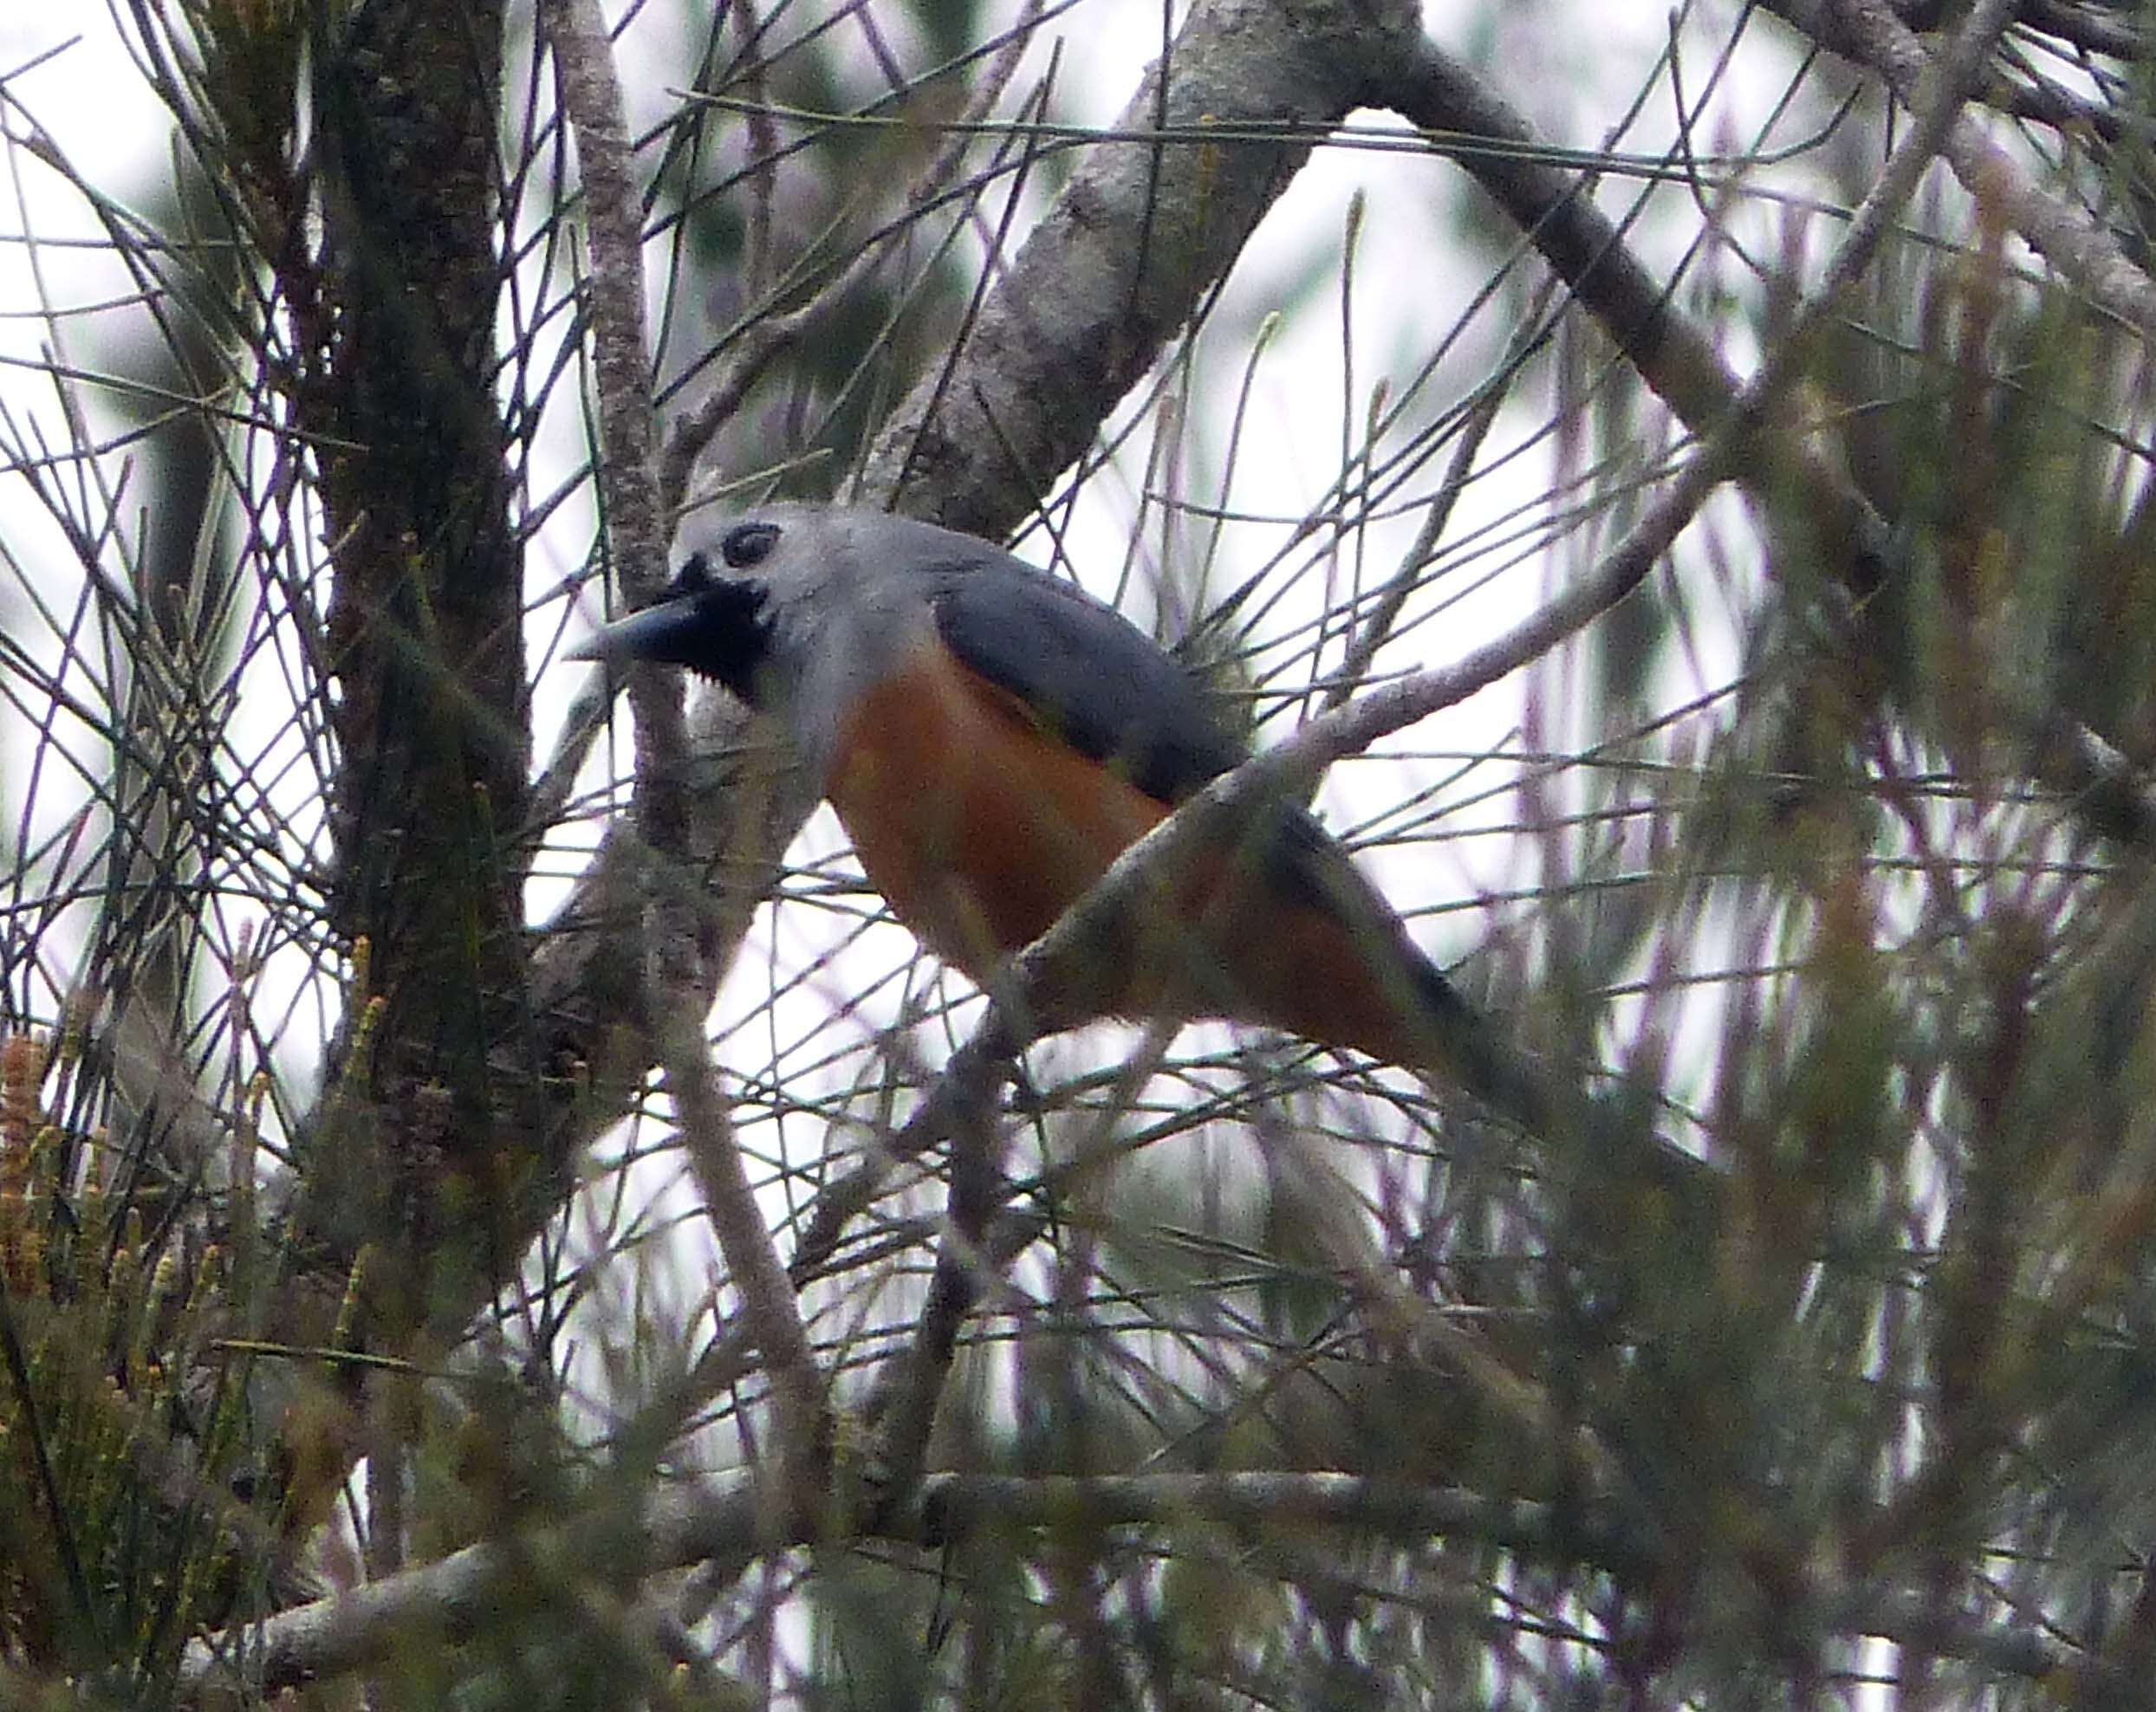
[0,1031,266,1696]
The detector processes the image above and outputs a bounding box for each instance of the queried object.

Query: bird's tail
[1393,946,1718,1246]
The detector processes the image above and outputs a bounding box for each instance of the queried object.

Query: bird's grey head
[571,514,800,705]
[578,506,990,794]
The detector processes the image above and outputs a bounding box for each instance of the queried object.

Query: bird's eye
[722,521,782,568]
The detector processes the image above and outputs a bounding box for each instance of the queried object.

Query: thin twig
[542,0,826,1475]
[659,0,1052,513]
[1382,29,2156,848]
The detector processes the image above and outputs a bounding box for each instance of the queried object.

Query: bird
[574,503,1554,1130]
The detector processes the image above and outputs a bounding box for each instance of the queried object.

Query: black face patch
[680,575,773,705]
[662,549,720,599]
[601,560,775,705]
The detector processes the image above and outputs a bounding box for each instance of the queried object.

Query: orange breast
[826,646,1167,985]
[824,639,1438,1061]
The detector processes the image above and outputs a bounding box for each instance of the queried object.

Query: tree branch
[1380,28,2156,849]
[179,1469,1650,1696]
[862,0,1427,537]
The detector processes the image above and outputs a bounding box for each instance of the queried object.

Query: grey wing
[929,551,1369,922]
[925,554,1247,806]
